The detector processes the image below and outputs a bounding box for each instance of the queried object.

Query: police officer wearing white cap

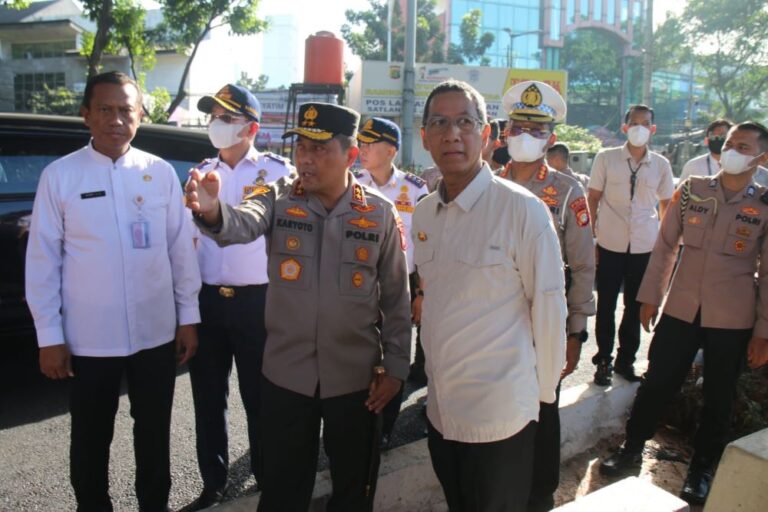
[186,84,293,509]
[499,80,596,512]
[587,105,675,386]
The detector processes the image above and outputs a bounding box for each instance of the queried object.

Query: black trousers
[527,385,561,512]
[381,272,419,437]
[69,341,176,512]
[257,377,380,512]
[625,313,750,466]
[189,283,268,491]
[428,420,537,512]
[594,246,651,367]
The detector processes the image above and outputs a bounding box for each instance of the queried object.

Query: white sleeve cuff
[36,326,65,348]
[176,306,201,326]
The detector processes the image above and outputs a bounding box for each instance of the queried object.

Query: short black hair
[706,118,732,137]
[422,80,487,126]
[624,104,655,124]
[333,134,357,151]
[547,142,570,160]
[732,121,768,152]
[82,71,142,109]
[489,119,500,140]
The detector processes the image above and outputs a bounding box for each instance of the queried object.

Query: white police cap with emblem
[501,80,566,124]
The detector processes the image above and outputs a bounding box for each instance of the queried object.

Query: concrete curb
[210,375,642,512]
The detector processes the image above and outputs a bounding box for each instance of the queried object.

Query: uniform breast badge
[349,217,378,229]
[352,271,364,288]
[280,258,302,281]
[355,246,369,262]
[286,236,301,251]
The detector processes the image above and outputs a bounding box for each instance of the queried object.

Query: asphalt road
[0,301,652,511]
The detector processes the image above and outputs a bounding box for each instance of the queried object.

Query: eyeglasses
[507,125,551,140]
[424,115,483,134]
[210,113,247,124]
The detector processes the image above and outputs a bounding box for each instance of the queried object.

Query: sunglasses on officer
[209,113,248,125]
[507,125,552,140]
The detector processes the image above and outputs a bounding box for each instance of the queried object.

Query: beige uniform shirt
[637,174,768,338]
[196,173,412,398]
[500,165,596,334]
[588,144,675,254]
[414,165,567,442]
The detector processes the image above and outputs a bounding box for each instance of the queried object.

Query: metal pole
[387,0,393,62]
[401,0,416,169]
[641,0,653,104]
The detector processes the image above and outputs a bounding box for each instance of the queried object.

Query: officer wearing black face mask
[491,119,511,171]
[680,119,732,180]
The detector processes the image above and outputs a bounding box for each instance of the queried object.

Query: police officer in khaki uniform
[498,81,596,512]
[354,117,429,448]
[185,102,412,512]
[547,142,590,191]
[600,122,768,505]
[186,84,293,510]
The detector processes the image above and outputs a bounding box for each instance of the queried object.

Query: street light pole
[502,28,543,68]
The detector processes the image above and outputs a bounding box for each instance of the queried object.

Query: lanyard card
[131,220,151,249]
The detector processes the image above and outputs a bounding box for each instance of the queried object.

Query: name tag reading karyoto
[131,221,150,249]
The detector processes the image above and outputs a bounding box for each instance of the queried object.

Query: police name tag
[131,221,150,249]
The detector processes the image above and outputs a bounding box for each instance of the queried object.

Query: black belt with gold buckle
[218,286,235,298]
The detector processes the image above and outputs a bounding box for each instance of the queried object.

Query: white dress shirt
[195,148,293,285]
[588,144,675,254]
[413,165,567,443]
[26,143,201,356]
[355,166,428,273]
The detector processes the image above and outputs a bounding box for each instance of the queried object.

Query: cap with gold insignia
[501,80,566,124]
[357,117,401,149]
[198,84,261,122]
[282,102,360,142]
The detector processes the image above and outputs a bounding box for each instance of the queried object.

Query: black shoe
[594,360,613,386]
[599,444,643,476]
[615,363,642,382]
[680,467,714,505]
[186,487,228,511]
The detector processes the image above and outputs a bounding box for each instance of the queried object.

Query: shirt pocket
[722,219,760,257]
[269,229,315,290]
[413,244,435,269]
[339,241,380,299]
[682,224,706,248]
[605,170,630,204]
[638,171,661,196]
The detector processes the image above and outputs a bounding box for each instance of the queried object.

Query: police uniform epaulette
[193,158,214,170]
[551,168,579,190]
[351,169,365,178]
[404,172,426,188]
[264,152,289,165]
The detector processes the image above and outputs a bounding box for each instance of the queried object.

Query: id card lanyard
[627,160,642,200]
[131,195,150,249]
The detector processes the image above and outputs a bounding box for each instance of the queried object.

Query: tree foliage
[28,86,81,116]
[662,0,768,121]
[237,71,270,92]
[561,29,621,108]
[554,124,603,153]
[157,0,268,115]
[146,87,171,124]
[341,0,447,63]
[447,9,494,66]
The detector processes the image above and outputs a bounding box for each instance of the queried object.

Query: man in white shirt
[413,79,567,510]
[186,84,293,510]
[679,119,731,182]
[354,117,429,448]
[25,71,201,512]
[587,104,675,386]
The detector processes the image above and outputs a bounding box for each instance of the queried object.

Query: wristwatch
[373,365,387,376]
[569,330,589,343]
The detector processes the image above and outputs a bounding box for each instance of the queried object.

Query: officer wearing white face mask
[587,104,675,387]
[498,80,596,512]
[600,121,768,506]
[186,84,293,510]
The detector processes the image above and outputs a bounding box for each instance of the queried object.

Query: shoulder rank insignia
[352,204,377,213]
[265,152,289,164]
[291,180,306,198]
[243,185,271,200]
[352,183,366,205]
[405,172,426,189]
[536,166,548,181]
[349,217,378,229]
[761,191,768,205]
[285,206,309,218]
[351,169,365,178]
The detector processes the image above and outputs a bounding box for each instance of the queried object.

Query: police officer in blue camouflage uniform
[187,84,293,510]
[354,117,429,448]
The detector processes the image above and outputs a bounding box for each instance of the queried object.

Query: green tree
[677,0,768,121]
[561,29,622,109]
[28,86,81,116]
[446,9,494,66]
[341,0,446,63]
[554,124,603,153]
[237,71,270,92]
[147,87,171,124]
[157,0,268,115]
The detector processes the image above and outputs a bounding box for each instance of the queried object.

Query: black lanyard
[706,155,712,176]
[627,160,642,199]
